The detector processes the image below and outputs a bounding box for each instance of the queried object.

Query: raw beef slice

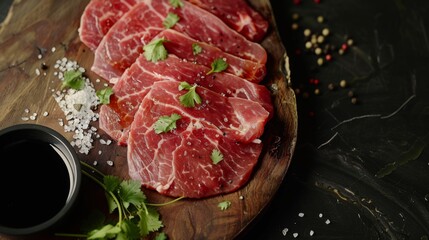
[91,0,267,82]
[127,81,265,198]
[79,0,140,51]
[99,55,273,146]
[186,0,269,42]
[154,29,266,83]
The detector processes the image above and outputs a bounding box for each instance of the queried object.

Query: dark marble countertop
[246,0,429,239]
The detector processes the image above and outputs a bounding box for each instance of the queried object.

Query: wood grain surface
[0,0,297,239]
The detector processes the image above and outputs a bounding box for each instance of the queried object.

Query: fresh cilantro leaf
[147,207,164,232]
[179,81,202,108]
[143,38,168,62]
[163,12,180,29]
[96,87,113,105]
[192,43,202,55]
[211,149,223,164]
[87,224,121,239]
[154,113,181,134]
[119,220,140,240]
[118,180,146,209]
[155,232,168,240]
[104,175,121,192]
[207,58,228,75]
[169,0,184,8]
[62,70,85,90]
[218,201,231,211]
[138,207,164,237]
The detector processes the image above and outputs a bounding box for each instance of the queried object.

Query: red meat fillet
[155,29,266,83]
[99,54,273,146]
[127,80,264,198]
[186,0,269,42]
[91,0,267,83]
[78,0,140,51]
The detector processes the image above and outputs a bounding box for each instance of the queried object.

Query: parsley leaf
[163,12,180,29]
[154,113,182,134]
[179,81,202,108]
[211,149,224,164]
[192,43,202,55]
[62,70,85,90]
[143,38,168,62]
[169,0,184,8]
[218,201,231,211]
[207,58,228,75]
[96,87,113,105]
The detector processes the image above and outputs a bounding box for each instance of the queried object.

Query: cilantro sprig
[178,81,202,108]
[169,0,184,8]
[96,87,113,105]
[192,43,202,55]
[143,38,168,62]
[62,70,85,90]
[218,201,231,211]
[207,58,228,75]
[154,113,182,134]
[163,12,180,29]
[56,161,184,240]
[211,149,223,164]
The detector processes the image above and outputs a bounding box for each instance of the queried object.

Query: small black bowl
[0,124,81,236]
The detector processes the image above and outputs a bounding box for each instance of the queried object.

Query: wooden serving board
[0,1,297,239]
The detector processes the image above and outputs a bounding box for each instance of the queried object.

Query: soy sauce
[0,139,70,228]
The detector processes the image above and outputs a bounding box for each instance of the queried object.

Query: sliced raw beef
[186,0,269,42]
[127,81,264,198]
[155,29,266,83]
[79,0,140,51]
[91,0,267,82]
[99,54,273,145]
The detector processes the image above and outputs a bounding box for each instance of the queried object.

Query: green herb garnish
[62,70,85,90]
[169,0,184,8]
[179,81,202,108]
[163,12,180,29]
[211,149,223,164]
[154,113,182,134]
[192,43,202,55]
[218,201,231,211]
[155,232,168,240]
[55,162,184,240]
[207,58,228,75]
[96,87,113,105]
[143,38,168,62]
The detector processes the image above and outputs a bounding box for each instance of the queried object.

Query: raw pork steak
[127,81,265,198]
[91,0,267,82]
[99,54,273,146]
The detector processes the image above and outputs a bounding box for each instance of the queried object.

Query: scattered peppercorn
[328,83,336,91]
[351,97,358,104]
[340,80,347,88]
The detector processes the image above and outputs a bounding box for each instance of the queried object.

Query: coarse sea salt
[52,57,99,154]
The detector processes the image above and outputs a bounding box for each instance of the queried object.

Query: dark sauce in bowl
[0,124,81,235]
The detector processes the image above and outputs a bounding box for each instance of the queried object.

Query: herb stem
[80,160,105,178]
[81,169,123,223]
[55,233,88,238]
[147,196,186,207]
